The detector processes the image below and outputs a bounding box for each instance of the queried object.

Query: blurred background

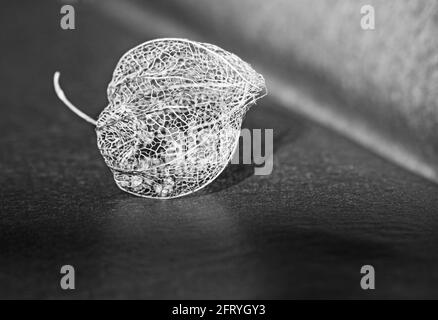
[95,0,438,184]
[0,0,438,299]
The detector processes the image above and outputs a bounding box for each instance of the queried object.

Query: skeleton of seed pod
[54,38,267,199]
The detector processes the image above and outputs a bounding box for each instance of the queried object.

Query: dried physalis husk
[54,38,266,199]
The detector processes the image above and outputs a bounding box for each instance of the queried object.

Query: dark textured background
[0,1,438,299]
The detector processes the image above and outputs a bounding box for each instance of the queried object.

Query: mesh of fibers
[96,38,266,199]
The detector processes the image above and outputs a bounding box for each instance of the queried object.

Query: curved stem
[53,71,97,126]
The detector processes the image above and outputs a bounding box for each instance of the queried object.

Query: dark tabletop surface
[0,2,438,299]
